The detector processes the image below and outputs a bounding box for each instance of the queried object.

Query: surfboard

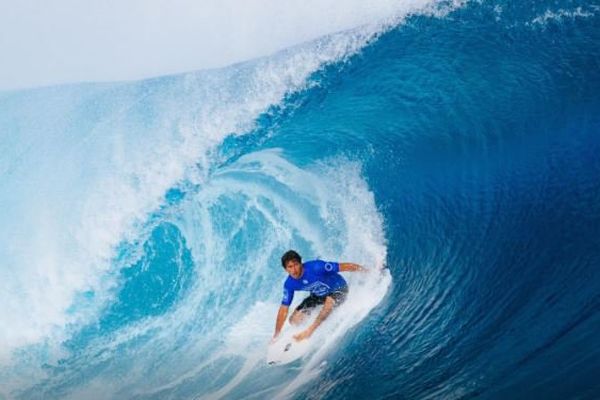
[266,327,312,365]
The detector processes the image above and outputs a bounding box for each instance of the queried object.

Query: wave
[2,0,600,399]
[0,0,449,398]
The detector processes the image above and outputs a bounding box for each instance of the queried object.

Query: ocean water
[1,1,599,399]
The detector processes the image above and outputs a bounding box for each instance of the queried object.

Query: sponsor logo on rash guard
[304,281,331,296]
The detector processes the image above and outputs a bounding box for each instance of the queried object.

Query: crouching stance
[272,250,364,342]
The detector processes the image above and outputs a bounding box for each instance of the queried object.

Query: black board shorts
[295,287,349,313]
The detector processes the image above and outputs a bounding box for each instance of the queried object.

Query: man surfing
[272,250,365,342]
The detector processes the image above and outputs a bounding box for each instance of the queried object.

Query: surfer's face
[284,259,303,279]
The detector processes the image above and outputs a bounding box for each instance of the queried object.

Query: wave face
[1,0,599,399]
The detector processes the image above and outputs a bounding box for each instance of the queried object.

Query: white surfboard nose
[267,331,311,365]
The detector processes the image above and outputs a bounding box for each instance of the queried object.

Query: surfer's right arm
[273,283,294,341]
[273,305,289,340]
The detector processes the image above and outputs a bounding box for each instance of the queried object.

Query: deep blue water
[1,1,599,399]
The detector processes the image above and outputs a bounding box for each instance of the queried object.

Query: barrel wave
[1,1,599,399]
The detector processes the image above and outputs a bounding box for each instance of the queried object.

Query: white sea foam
[33,150,390,399]
[529,6,599,27]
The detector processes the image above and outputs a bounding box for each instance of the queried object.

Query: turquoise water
[1,1,599,399]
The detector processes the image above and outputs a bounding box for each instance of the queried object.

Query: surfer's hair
[281,250,302,268]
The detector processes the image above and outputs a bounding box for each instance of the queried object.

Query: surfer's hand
[270,334,279,344]
[293,328,313,342]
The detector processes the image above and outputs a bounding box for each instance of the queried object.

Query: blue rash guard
[281,259,348,306]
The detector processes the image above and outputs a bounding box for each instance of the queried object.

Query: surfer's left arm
[294,296,335,341]
[339,262,366,272]
[272,305,289,341]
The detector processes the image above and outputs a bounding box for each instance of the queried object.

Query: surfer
[272,250,365,342]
